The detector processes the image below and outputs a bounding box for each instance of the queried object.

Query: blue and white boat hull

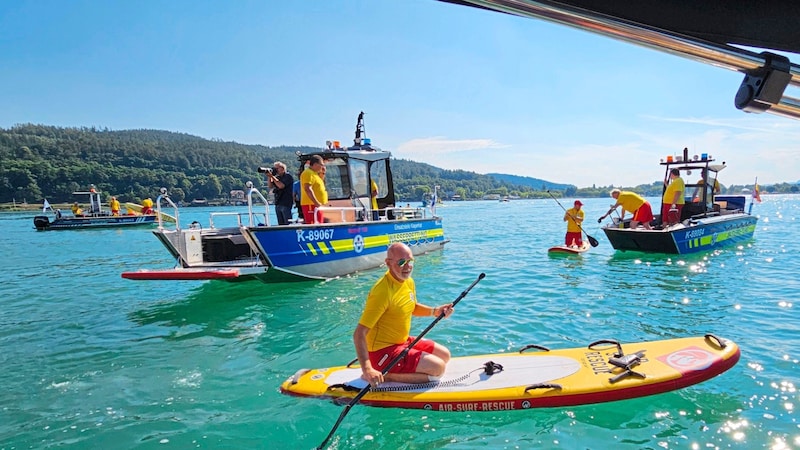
[602,213,757,254]
[243,218,447,280]
[34,214,156,230]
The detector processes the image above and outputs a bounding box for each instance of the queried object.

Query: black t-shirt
[273,173,295,207]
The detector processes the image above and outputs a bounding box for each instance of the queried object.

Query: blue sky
[2,0,799,187]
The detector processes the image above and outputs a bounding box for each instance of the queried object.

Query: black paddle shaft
[546,190,599,247]
[315,272,486,450]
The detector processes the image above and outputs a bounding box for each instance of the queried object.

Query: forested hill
[487,173,573,192]
[0,124,572,204]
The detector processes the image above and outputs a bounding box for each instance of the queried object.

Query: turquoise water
[1,196,798,449]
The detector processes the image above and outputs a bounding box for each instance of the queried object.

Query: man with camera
[263,162,294,225]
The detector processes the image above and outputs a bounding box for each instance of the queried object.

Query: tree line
[1,124,794,205]
[0,124,575,204]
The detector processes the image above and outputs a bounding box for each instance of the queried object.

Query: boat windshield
[322,157,352,200]
[370,159,389,200]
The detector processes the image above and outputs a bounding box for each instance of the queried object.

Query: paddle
[597,206,619,223]
[546,190,599,247]
[316,272,486,450]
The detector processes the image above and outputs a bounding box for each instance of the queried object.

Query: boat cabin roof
[659,157,726,175]
[299,144,391,164]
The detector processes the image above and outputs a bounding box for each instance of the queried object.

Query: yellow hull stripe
[686,224,755,249]
[307,229,443,256]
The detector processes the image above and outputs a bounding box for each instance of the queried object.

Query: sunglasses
[396,258,415,267]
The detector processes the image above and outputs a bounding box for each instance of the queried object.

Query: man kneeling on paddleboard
[354,242,454,387]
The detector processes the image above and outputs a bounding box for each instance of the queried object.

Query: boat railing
[386,206,428,220]
[208,186,271,228]
[156,189,180,230]
[312,205,430,224]
[209,211,269,228]
[155,184,271,231]
[245,185,271,227]
[316,205,364,223]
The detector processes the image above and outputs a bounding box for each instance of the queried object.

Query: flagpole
[430,185,439,215]
[749,177,760,214]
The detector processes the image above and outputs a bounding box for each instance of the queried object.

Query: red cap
[574,200,583,206]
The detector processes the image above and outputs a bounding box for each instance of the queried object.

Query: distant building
[230,190,245,205]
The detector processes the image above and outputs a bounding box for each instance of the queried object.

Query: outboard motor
[33,215,50,230]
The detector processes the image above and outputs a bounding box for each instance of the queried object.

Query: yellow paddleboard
[280,335,739,411]
[125,202,176,223]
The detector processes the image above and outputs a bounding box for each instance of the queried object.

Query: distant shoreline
[0,202,75,212]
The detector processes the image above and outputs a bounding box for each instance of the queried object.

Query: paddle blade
[588,235,599,247]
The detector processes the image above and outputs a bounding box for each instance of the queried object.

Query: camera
[258,166,274,175]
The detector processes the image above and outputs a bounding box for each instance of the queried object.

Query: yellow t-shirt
[697,179,721,192]
[358,273,417,351]
[370,180,379,210]
[565,207,584,232]
[110,199,120,211]
[663,177,685,205]
[617,191,646,214]
[300,168,327,206]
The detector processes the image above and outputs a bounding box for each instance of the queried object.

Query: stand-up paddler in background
[563,200,585,247]
[354,242,455,386]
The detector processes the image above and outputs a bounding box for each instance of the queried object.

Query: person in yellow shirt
[692,169,721,202]
[141,197,154,215]
[370,179,380,220]
[71,202,84,217]
[600,189,654,230]
[662,168,685,224]
[300,155,328,224]
[563,200,585,247]
[354,243,455,386]
[109,196,121,216]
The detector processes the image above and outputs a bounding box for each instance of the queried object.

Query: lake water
[1,196,798,449]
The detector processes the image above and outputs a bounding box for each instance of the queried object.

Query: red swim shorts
[633,201,654,223]
[369,337,436,374]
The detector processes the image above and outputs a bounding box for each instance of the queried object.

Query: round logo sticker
[665,348,715,372]
[353,235,364,253]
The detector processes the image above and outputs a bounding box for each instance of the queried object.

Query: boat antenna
[354,111,365,145]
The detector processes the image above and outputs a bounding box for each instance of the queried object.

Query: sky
[2,0,799,188]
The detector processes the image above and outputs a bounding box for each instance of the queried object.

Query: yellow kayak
[125,202,176,223]
[280,335,739,411]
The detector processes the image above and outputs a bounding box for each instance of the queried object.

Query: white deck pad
[320,354,581,393]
